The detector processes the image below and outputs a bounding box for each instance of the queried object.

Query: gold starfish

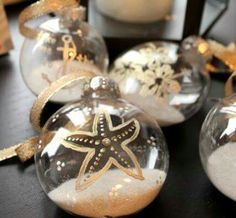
[62,111,144,191]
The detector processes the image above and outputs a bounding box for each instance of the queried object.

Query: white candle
[96,0,172,23]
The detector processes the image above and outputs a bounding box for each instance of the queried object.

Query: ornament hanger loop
[30,71,95,132]
[19,0,79,39]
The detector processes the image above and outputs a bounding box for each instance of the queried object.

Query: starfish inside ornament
[109,41,210,126]
[62,111,144,191]
[35,76,169,217]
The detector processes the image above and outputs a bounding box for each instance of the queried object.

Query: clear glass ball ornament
[180,36,212,68]
[109,41,210,127]
[200,95,236,201]
[35,76,169,217]
[20,7,108,103]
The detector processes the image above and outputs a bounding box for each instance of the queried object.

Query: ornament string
[0,71,95,162]
[19,0,79,39]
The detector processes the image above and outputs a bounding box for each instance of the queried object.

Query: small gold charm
[76,53,94,65]
[57,34,94,64]
[57,35,77,61]
[61,111,144,191]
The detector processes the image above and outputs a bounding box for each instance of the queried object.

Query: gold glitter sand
[48,169,166,217]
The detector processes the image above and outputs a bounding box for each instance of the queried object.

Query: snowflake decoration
[110,61,143,82]
[110,44,190,103]
[137,59,182,102]
[139,43,174,64]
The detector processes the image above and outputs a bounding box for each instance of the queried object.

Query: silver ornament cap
[83,76,121,98]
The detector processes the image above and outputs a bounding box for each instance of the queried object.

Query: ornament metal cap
[83,76,121,99]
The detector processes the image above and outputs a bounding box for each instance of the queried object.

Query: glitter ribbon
[207,40,236,74]
[0,71,95,162]
[30,71,95,132]
[3,0,97,162]
[19,0,79,39]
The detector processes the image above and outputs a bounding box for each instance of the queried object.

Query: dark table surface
[0,1,236,218]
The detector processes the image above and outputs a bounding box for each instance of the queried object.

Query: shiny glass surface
[35,77,169,217]
[109,41,210,126]
[20,8,108,103]
[200,95,236,201]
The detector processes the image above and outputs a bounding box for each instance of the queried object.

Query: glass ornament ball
[109,41,210,127]
[96,0,173,23]
[35,76,169,218]
[180,36,212,67]
[20,7,108,103]
[200,95,236,201]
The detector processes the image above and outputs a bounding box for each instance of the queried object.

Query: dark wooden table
[0,1,236,218]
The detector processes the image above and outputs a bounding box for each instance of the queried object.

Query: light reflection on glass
[220,106,236,115]
[41,128,70,157]
[97,104,118,114]
[220,117,236,138]
[123,77,140,93]
[170,93,200,105]
[67,110,87,126]
[122,50,146,64]
[33,32,51,53]
[147,148,158,169]
[40,18,61,33]
[123,178,132,183]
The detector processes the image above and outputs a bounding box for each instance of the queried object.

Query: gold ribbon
[19,0,79,39]
[15,137,39,162]
[225,72,236,97]
[207,40,236,74]
[0,137,39,163]
[216,51,236,72]
[0,71,95,162]
[30,71,95,132]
